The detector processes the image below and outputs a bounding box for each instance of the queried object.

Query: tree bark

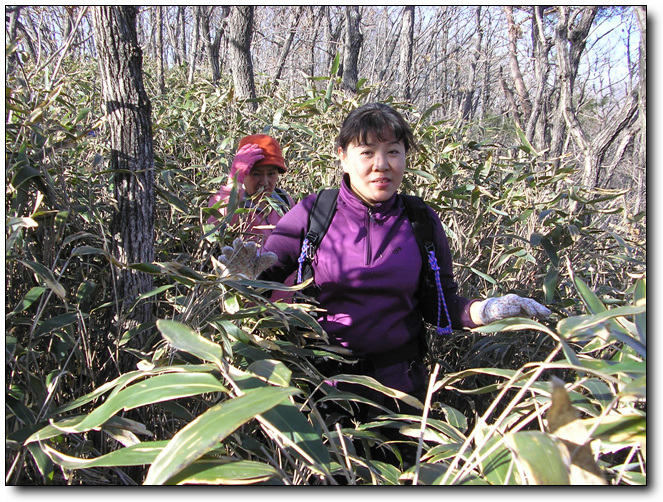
[228,6,257,109]
[341,6,362,93]
[91,6,155,367]
[156,6,165,94]
[178,6,187,67]
[634,5,646,215]
[201,6,228,84]
[274,6,304,84]
[398,6,415,102]
[526,6,554,151]
[555,6,640,219]
[459,6,482,120]
[187,6,202,85]
[504,6,532,118]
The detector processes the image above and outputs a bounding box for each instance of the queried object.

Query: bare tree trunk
[201,6,228,84]
[187,6,202,85]
[156,6,165,94]
[376,9,399,85]
[554,6,639,220]
[341,6,362,93]
[321,6,333,73]
[498,66,522,129]
[459,6,482,120]
[526,6,553,151]
[274,6,304,85]
[398,6,415,102]
[228,6,257,109]
[92,6,155,369]
[178,6,187,67]
[6,6,23,72]
[306,6,321,78]
[504,6,532,118]
[634,5,646,215]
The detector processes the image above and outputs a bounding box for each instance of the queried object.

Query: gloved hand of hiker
[216,237,277,279]
[477,294,551,325]
[228,143,264,186]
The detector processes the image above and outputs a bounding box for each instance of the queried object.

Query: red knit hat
[238,134,286,173]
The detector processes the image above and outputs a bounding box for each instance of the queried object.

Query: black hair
[335,102,417,153]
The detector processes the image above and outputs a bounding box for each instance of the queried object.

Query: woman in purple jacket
[259,103,550,405]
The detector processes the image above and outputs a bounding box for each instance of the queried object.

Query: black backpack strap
[401,194,452,335]
[296,188,339,285]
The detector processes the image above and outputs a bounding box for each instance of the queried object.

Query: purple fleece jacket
[260,175,478,393]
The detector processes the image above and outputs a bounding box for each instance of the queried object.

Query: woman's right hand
[228,143,265,186]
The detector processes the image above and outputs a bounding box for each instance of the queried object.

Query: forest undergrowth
[5,51,646,485]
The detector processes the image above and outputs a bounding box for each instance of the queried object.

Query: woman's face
[244,165,280,197]
[338,132,406,206]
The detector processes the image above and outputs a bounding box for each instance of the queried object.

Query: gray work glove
[216,238,277,279]
[478,294,551,325]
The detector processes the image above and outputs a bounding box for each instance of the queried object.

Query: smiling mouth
[371,178,391,186]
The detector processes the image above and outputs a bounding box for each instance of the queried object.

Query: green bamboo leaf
[49,365,217,416]
[144,386,298,485]
[246,360,292,388]
[332,374,424,410]
[156,319,224,367]
[418,103,444,124]
[134,284,174,302]
[569,272,606,315]
[129,262,163,274]
[573,358,645,376]
[26,372,228,441]
[618,376,647,400]
[478,435,517,485]
[473,317,580,366]
[514,124,537,156]
[234,372,331,476]
[363,460,401,485]
[435,403,467,432]
[17,259,66,299]
[405,168,436,182]
[557,306,646,357]
[165,459,280,485]
[8,286,45,316]
[7,216,38,229]
[541,236,560,267]
[470,267,497,285]
[11,164,42,190]
[33,312,80,338]
[505,431,570,485]
[71,246,106,257]
[543,267,558,304]
[75,281,98,305]
[26,442,54,483]
[323,53,340,111]
[41,440,170,469]
[579,378,614,411]
[570,413,646,445]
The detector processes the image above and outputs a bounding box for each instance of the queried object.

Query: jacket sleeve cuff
[461,299,481,329]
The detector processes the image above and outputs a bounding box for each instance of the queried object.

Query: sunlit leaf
[234,371,331,477]
[156,319,224,367]
[505,431,570,485]
[41,440,170,469]
[144,386,298,485]
[246,359,292,387]
[166,459,280,485]
[17,259,66,299]
[26,372,228,441]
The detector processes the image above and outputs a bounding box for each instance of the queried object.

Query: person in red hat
[207,134,295,242]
